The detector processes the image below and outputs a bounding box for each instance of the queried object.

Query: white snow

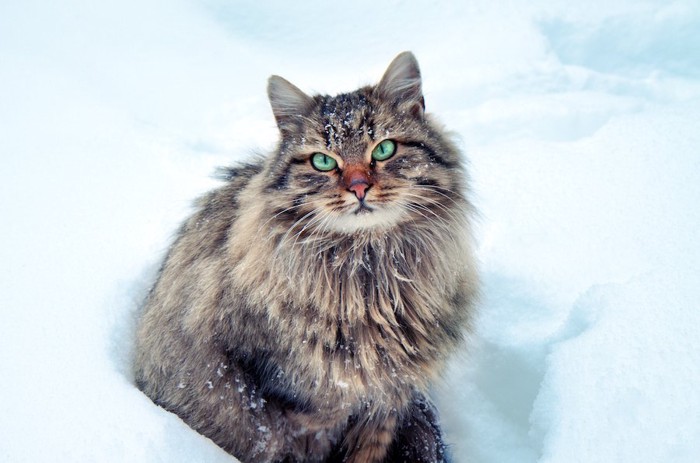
[1,0,699,462]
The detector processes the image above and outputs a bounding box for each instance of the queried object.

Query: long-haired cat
[134,52,478,462]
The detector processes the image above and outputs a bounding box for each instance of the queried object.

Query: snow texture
[1,0,699,461]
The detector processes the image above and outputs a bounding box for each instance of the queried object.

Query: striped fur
[134,52,478,462]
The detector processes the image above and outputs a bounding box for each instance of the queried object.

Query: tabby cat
[134,51,478,462]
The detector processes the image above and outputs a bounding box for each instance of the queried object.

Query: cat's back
[158,161,262,271]
[134,161,263,388]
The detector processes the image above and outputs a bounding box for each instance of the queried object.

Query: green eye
[311,152,338,172]
[371,139,396,161]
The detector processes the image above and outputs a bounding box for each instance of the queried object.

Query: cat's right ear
[267,75,313,132]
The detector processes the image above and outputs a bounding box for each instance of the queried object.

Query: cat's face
[265,52,464,235]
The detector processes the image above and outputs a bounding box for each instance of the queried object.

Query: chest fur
[236,240,464,406]
[225,201,471,405]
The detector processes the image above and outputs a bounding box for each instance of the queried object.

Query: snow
[1,0,699,461]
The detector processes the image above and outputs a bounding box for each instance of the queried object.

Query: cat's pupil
[311,153,337,172]
[372,139,396,161]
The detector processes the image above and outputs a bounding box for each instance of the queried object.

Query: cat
[134,51,478,463]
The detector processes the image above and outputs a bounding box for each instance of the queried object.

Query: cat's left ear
[377,51,425,118]
[268,75,314,132]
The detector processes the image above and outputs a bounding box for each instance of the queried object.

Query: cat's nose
[344,169,371,201]
[348,180,370,201]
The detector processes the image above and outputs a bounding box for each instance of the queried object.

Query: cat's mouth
[329,201,404,233]
[353,203,374,215]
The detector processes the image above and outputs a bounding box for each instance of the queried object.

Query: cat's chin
[328,205,405,234]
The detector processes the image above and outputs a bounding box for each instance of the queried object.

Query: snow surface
[1,0,699,461]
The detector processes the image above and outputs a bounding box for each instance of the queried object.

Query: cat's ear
[268,75,314,132]
[377,51,425,117]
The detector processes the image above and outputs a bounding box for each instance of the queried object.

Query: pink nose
[348,180,370,200]
[344,169,371,201]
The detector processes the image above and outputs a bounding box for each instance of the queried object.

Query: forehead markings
[319,93,373,150]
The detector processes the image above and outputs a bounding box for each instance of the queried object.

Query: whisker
[261,202,304,229]
[288,209,328,250]
[400,201,453,231]
[400,192,461,223]
[272,207,319,264]
[307,212,336,256]
[410,185,463,206]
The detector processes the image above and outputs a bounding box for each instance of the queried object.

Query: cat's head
[264,52,465,235]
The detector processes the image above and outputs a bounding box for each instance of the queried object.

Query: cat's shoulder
[214,159,264,185]
[182,159,264,234]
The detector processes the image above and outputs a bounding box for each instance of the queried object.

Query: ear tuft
[267,75,313,130]
[377,51,424,114]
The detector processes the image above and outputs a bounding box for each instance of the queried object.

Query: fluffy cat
[134,52,478,462]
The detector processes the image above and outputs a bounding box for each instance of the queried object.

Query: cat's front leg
[335,408,399,463]
[384,393,451,463]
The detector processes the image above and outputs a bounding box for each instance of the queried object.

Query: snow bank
[1,0,698,461]
[438,103,700,462]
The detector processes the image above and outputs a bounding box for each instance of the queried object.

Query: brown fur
[134,52,478,462]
